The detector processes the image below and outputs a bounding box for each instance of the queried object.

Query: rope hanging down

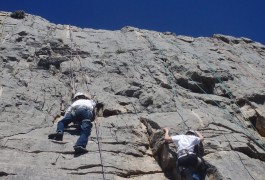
[143,33,189,133]
[93,112,106,180]
[68,25,76,94]
[162,57,189,132]
[69,25,106,180]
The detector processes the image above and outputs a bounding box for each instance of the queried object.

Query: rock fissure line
[67,171,104,175]
[0,171,16,177]
[0,145,69,154]
[60,164,102,171]
[0,125,51,140]
[207,122,244,134]
[100,149,144,157]
[118,170,164,178]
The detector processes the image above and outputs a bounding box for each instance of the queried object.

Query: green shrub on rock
[10,10,25,19]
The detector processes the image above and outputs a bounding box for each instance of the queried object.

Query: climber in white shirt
[49,92,97,153]
[164,128,204,170]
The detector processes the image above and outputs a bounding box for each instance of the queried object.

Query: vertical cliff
[1,11,265,179]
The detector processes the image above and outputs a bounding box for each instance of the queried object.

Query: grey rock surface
[0,11,265,179]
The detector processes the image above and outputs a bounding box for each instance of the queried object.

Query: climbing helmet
[185,129,196,136]
[73,92,87,100]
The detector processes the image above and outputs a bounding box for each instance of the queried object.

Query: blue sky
[1,0,265,45]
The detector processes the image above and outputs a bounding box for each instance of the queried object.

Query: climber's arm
[164,128,173,142]
[195,131,204,142]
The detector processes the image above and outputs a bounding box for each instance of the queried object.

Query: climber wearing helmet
[48,92,96,153]
[164,128,204,179]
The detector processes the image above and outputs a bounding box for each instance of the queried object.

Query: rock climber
[163,128,204,179]
[48,92,96,153]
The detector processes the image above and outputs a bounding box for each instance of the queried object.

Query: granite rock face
[0,11,265,180]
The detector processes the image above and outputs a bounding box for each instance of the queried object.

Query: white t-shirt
[172,135,200,154]
[65,99,96,114]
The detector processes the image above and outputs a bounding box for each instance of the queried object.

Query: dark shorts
[178,154,198,169]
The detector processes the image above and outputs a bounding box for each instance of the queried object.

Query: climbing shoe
[48,132,63,141]
[73,145,88,154]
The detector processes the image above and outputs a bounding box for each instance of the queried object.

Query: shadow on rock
[64,123,82,135]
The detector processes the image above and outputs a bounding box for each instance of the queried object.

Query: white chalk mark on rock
[191,110,204,127]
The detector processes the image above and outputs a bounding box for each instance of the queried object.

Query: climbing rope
[162,57,189,132]
[94,113,106,180]
[69,25,106,180]
[68,25,77,94]
[143,33,189,133]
